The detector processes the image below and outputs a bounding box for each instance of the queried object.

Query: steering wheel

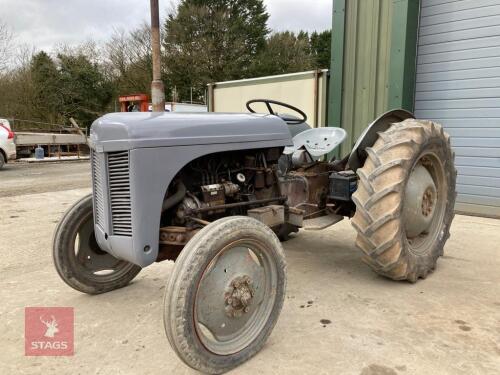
[246,99,307,125]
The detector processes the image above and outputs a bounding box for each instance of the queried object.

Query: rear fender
[347,109,414,171]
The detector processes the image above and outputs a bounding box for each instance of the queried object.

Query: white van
[0,118,16,169]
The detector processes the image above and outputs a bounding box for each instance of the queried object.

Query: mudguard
[347,109,415,171]
[89,112,292,267]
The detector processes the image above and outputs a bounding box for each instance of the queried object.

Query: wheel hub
[403,163,437,238]
[193,241,276,355]
[421,186,436,217]
[224,275,254,318]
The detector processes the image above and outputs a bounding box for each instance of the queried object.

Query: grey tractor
[53,99,456,374]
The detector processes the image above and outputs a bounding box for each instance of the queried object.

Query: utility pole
[150,0,165,112]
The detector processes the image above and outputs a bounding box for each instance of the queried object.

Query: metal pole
[150,0,165,112]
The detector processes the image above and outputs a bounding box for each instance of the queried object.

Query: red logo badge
[25,307,74,356]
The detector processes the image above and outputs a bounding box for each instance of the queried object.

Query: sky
[1,0,333,52]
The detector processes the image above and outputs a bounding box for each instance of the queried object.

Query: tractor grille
[107,151,132,236]
[91,151,105,229]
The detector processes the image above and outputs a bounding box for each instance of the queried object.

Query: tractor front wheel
[163,216,286,374]
[53,194,141,294]
[351,119,456,282]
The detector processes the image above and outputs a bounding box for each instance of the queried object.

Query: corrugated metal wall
[333,0,420,155]
[414,0,500,217]
[339,0,393,156]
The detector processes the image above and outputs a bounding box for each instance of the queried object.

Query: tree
[0,9,331,129]
[0,64,34,126]
[0,20,12,73]
[0,44,39,128]
[163,0,269,102]
[310,30,331,69]
[250,31,313,77]
[30,51,61,123]
[105,24,153,96]
[57,53,113,127]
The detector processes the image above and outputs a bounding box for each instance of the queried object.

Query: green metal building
[329,0,500,218]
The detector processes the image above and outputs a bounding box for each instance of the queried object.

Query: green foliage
[30,51,61,123]
[248,29,331,77]
[57,53,113,127]
[163,0,269,101]
[0,50,113,129]
[310,30,332,69]
[250,31,314,77]
[0,1,332,126]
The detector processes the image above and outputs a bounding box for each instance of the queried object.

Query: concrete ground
[1,162,499,375]
[0,160,91,197]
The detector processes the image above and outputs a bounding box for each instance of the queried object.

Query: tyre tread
[351,119,456,282]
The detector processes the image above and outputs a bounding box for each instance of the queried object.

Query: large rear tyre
[351,119,456,282]
[53,194,141,294]
[163,216,286,374]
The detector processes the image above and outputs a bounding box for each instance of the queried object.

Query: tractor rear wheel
[351,119,456,282]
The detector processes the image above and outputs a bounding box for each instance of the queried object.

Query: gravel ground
[0,160,91,197]
[0,162,499,374]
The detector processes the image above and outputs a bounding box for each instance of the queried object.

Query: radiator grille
[108,151,132,236]
[91,151,105,229]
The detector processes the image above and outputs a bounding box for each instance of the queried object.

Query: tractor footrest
[248,205,285,227]
[303,213,343,230]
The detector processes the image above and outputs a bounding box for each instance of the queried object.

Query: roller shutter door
[414,0,500,217]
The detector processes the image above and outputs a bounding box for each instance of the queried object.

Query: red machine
[119,94,149,112]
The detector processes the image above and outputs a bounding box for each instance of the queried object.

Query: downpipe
[162,182,187,213]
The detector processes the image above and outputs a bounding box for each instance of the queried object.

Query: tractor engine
[167,148,284,226]
[162,147,354,234]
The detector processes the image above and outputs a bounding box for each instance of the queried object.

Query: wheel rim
[403,152,447,255]
[71,211,134,280]
[194,239,277,355]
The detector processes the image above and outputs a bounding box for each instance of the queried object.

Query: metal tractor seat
[284,127,347,164]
